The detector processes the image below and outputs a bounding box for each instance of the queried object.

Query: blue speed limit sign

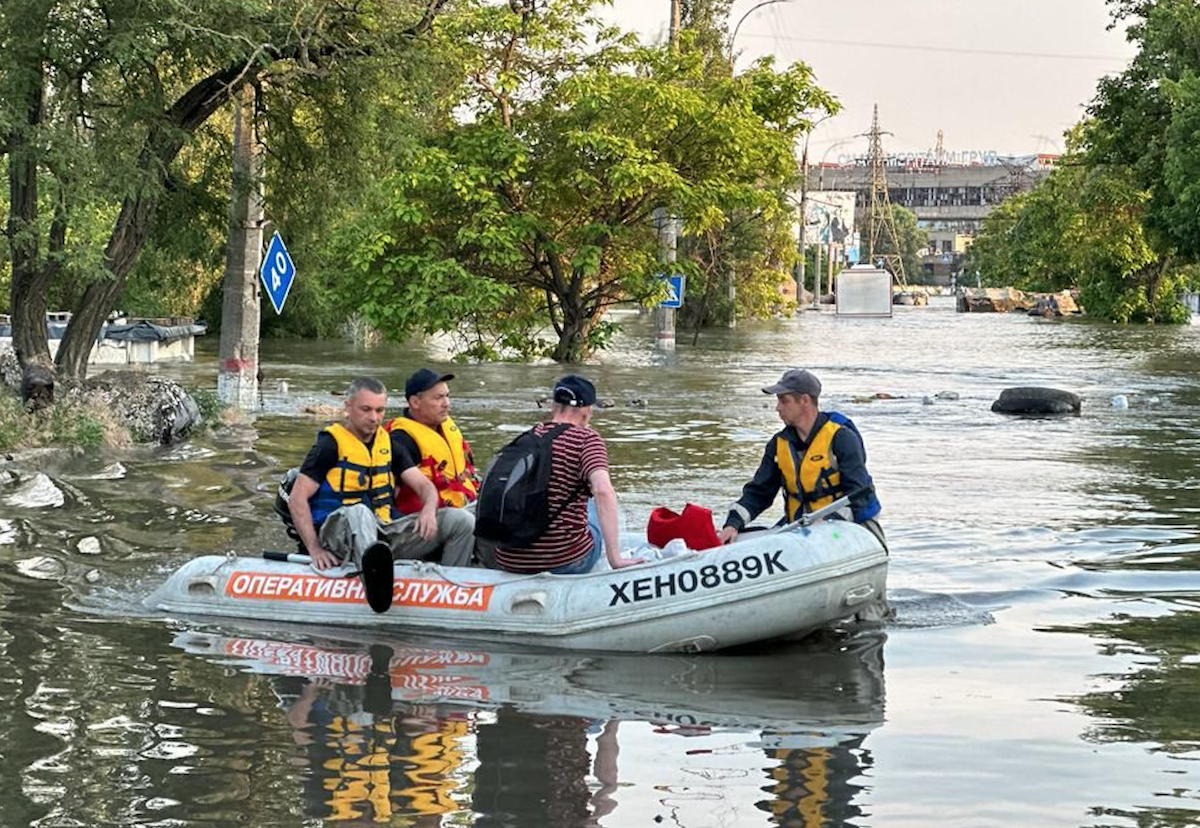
[260,231,296,315]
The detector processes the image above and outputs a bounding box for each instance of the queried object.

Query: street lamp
[794,114,834,306]
[727,0,793,60]
[797,134,861,307]
[721,0,794,326]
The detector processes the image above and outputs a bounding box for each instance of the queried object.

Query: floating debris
[76,462,127,481]
[1111,395,1129,409]
[4,473,65,509]
[15,555,66,581]
[77,537,102,556]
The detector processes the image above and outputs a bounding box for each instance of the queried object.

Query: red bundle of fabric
[646,503,721,551]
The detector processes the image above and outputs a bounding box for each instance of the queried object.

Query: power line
[737,32,1131,64]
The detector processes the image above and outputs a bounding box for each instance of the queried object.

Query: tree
[1,0,448,382]
[967,130,1183,322]
[336,0,836,361]
[1073,0,1200,319]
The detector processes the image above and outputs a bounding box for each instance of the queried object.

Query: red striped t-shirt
[493,421,609,572]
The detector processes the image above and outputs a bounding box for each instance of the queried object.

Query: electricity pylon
[864,104,907,288]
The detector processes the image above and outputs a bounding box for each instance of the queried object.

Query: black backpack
[475,423,574,545]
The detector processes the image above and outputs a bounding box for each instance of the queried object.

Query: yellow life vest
[310,423,394,524]
[776,419,842,521]
[386,414,479,511]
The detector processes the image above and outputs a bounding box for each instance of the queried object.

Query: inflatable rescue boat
[145,506,888,654]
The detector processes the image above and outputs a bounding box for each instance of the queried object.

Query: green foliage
[1063,0,1200,321]
[0,389,106,450]
[2,0,449,375]
[968,129,1186,322]
[189,387,224,431]
[1089,0,1200,258]
[333,0,836,360]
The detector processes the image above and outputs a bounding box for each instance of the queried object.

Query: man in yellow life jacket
[717,369,885,549]
[287,376,474,613]
[385,368,480,515]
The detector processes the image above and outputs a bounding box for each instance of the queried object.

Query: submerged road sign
[260,231,295,315]
[659,273,685,308]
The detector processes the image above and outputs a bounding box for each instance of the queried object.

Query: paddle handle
[263,551,312,564]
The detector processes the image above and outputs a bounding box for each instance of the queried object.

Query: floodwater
[3,297,1200,827]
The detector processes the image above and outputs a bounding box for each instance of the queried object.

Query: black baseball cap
[405,368,454,398]
[552,374,597,407]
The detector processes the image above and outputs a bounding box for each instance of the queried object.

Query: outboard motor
[274,467,304,551]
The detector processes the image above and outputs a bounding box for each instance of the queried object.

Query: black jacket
[723,412,877,530]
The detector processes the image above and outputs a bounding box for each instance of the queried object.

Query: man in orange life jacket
[717,369,885,548]
[384,368,478,545]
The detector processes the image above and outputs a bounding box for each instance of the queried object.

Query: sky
[603,0,1138,161]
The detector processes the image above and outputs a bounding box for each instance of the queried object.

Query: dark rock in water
[991,386,1081,416]
[20,356,55,411]
[78,371,202,444]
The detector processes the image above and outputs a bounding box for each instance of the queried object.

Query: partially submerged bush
[0,386,125,451]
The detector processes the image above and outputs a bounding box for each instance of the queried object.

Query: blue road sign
[260,231,296,315]
[659,273,685,308]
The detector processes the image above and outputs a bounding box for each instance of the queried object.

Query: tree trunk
[55,195,157,379]
[55,64,256,381]
[217,83,264,409]
[551,295,590,362]
[6,5,51,368]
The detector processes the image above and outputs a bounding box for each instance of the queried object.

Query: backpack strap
[541,422,585,529]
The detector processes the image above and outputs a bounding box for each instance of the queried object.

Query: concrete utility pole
[217,83,264,409]
[797,141,809,305]
[654,207,678,352]
[827,240,836,298]
[669,0,681,46]
[812,241,822,307]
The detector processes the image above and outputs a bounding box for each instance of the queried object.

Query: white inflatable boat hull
[145,520,887,653]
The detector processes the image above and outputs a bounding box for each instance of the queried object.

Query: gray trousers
[318,504,476,569]
[317,503,383,570]
[381,507,476,568]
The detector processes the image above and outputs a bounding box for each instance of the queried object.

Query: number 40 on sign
[260,231,296,315]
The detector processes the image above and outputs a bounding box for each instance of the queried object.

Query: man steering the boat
[717,369,885,549]
[286,376,474,613]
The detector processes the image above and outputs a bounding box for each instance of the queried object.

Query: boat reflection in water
[173,626,887,826]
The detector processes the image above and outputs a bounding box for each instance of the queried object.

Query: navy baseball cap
[552,374,597,407]
[405,368,454,398]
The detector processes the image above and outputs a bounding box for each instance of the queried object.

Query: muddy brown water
[2,298,1199,827]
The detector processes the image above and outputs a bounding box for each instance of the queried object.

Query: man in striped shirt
[491,375,644,574]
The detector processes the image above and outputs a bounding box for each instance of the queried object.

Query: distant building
[805,154,1056,285]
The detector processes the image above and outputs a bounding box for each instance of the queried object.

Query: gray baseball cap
[762,369,822,398]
